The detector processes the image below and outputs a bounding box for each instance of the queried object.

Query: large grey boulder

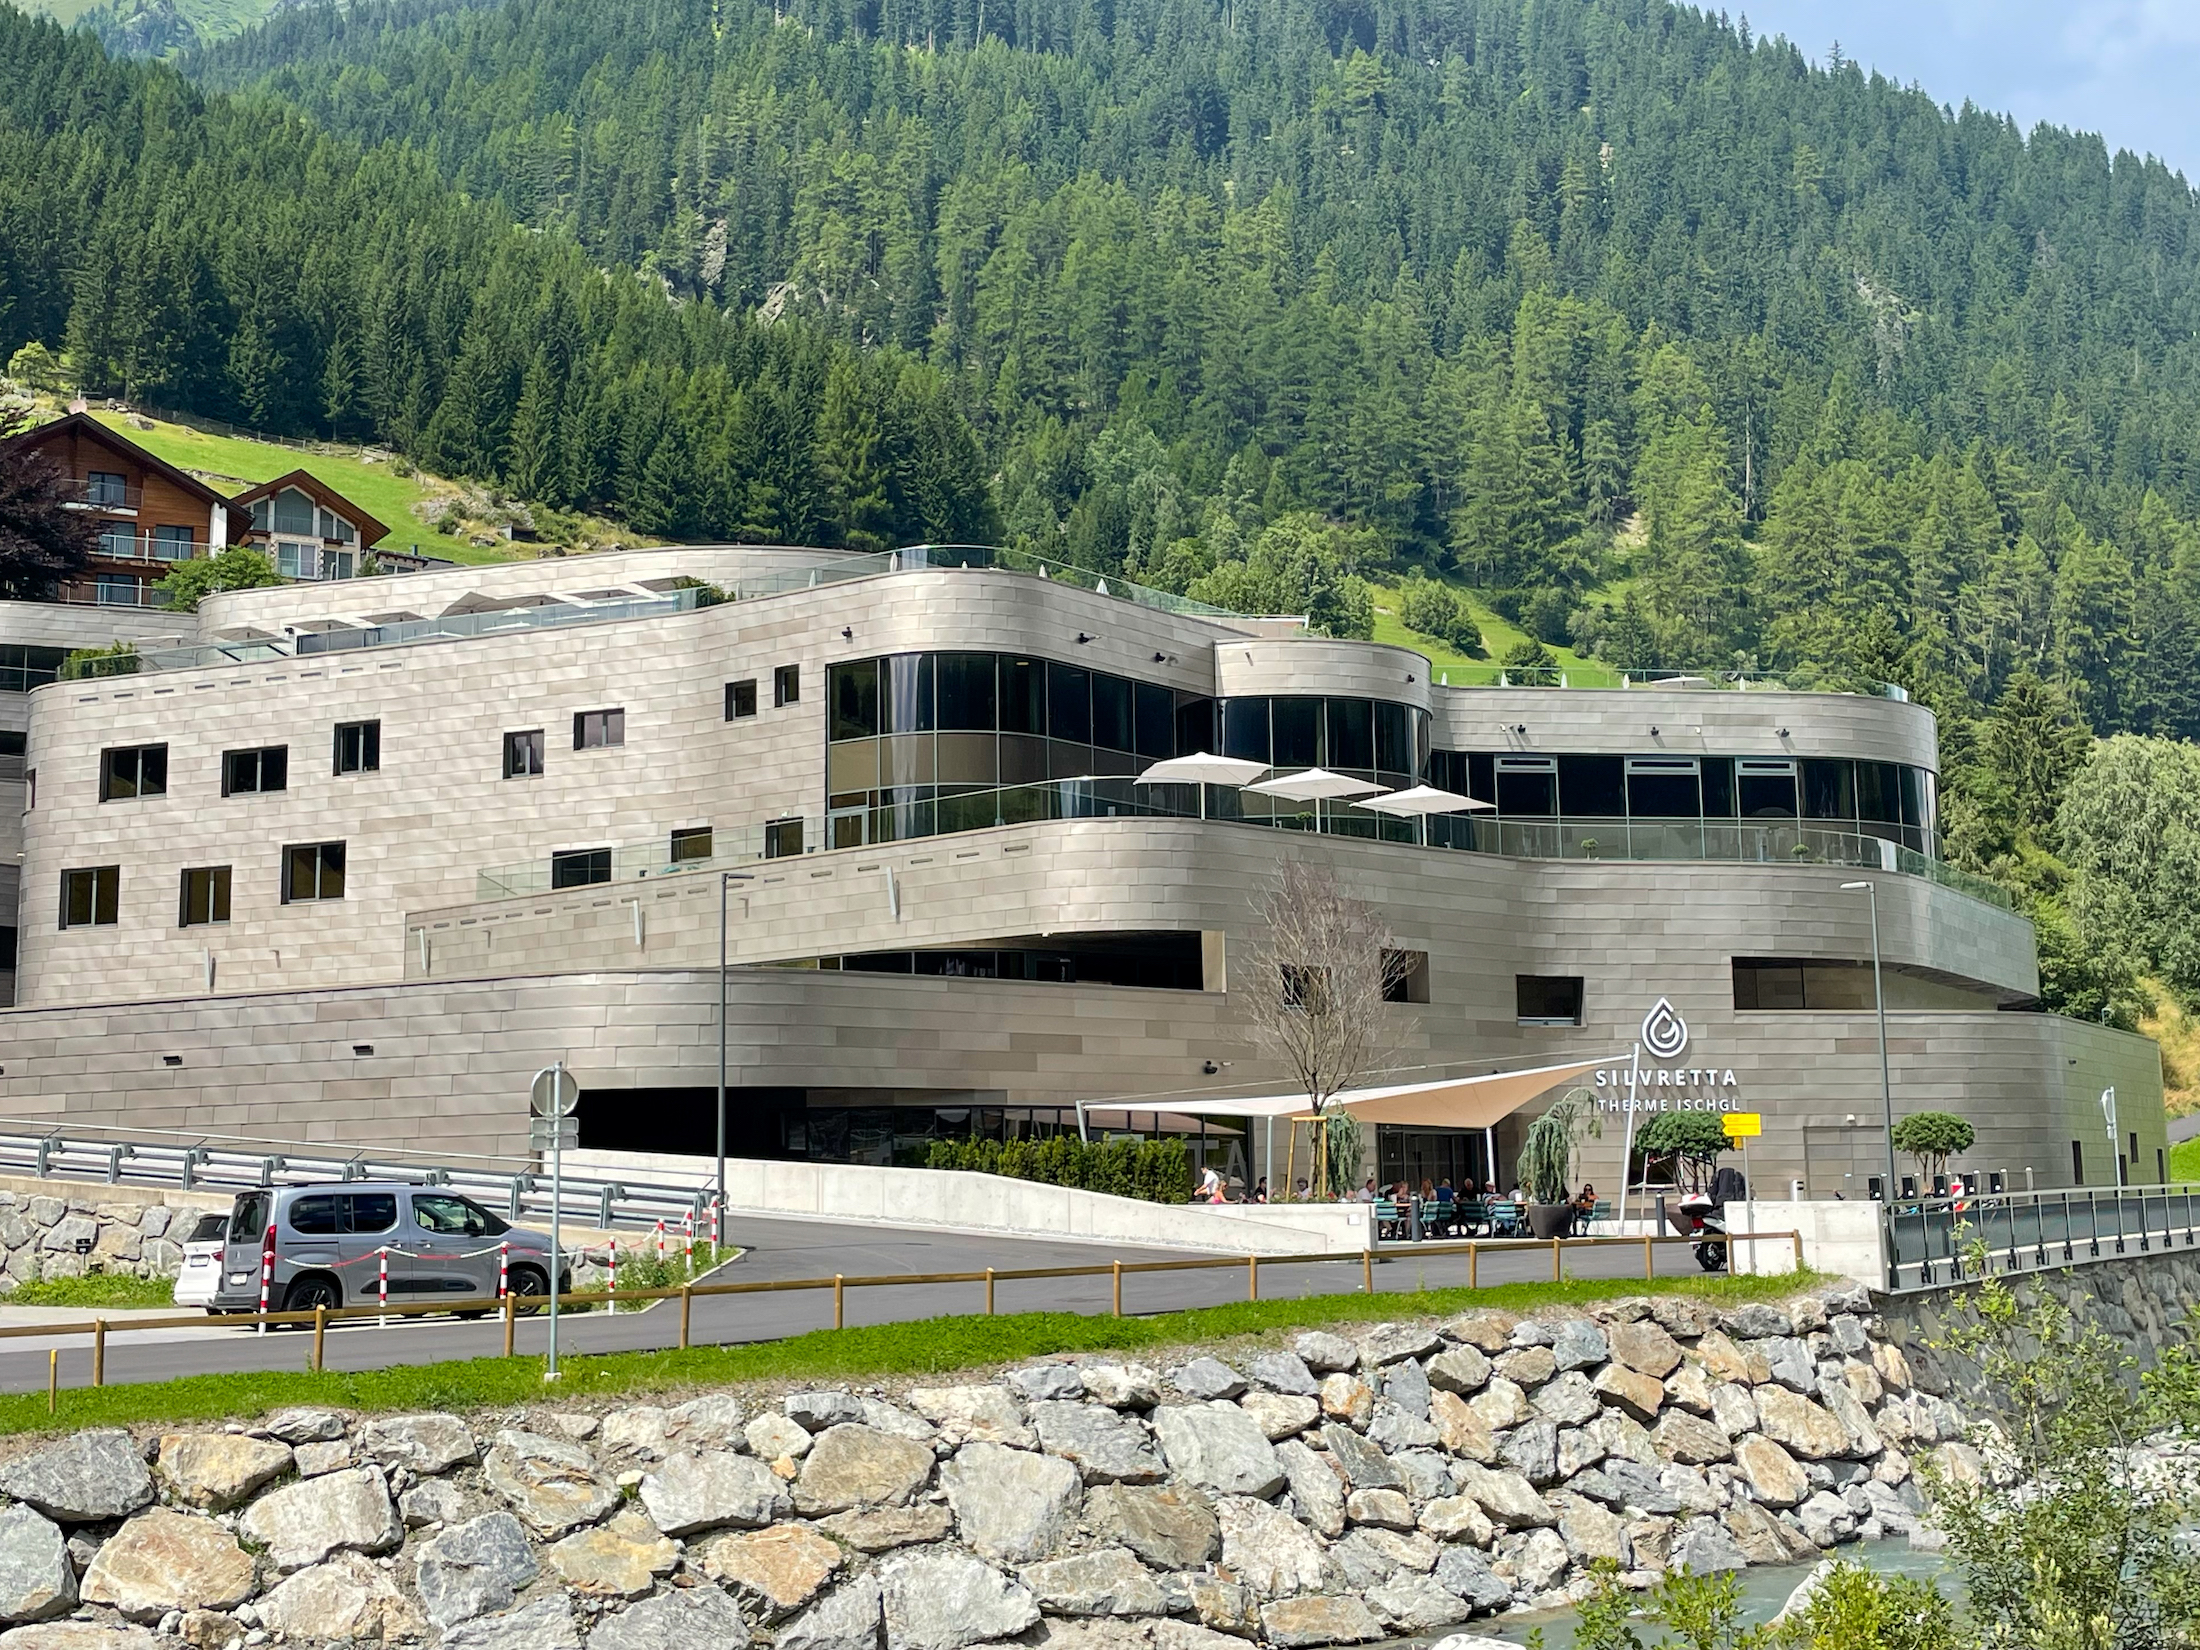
[152,1434,292,1512]
[815,1507,954,1554]
[1274,1441,1346,1538]
[1607,1320,1686,1379]
[591,1585,751,1650]
[786,1392,866,1431]
[356,1413,478,1474]
[415,1510,540,1627]
[1151,1404,1284,1498]
[1753,1388,1852,1461]
[878,1551,1039,1650]
[1170,1359,1247,1401]
[482,1430,620,1537]
[1668,1517,1749,1575]
[793,1426,935,1517]
[1080,1365,1162,1410]
[1732,1437,1809,1508]
[1425,1347,1492,1396]
[0,1505,73,1624]
[1449,1463,1556,1529]
[258,1408,348,1445]
[1320,1424,1399,1490]
[1019,1548,1167,1617]
[1247,1353,1321,1397]
[1382,1358,1432,1420]
[1366,1403,1440,1453]
[1359,1324,1443,1367]
[640,1450,791,1536]
[907,1387,1034,1450]
[1239,1393,1320,1441]
[1292,1332,1357,1373]
[1549,1320,1608,1372]
[1651,1412,1733,1466]
[1496,1419,1558,1486]
[1260,1596,1384,1647]
[1721,1305,1793,1340]
[1595,1458,1682,1514]
[939,1442,1081,1564]
[0,1432,153,1523]
[544,1511,678,1600]
[437,1594,582,1650]
[1004,1366,1084,1403]
[1556,1497,1629,1567]
[1084,1484,1218,1571]
[1028,1403,1165,1485]
[1433,1545,1511,1611]
[778,1574,884,1650]
[254,1551,425,1643]
[78,1510,253,1623]
[1367,1573,1471,1633]
[1216,1496,1328,1598]
[706,1525,844,1617]
[1531,1372,1601,1428]
[238,1466,403,1573]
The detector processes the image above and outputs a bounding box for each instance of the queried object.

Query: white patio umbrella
[1135,752,1270,819]
[1244,767,1387,835]
[1352,783,1491,846]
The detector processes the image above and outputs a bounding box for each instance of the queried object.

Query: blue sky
[1727,1,2200,178]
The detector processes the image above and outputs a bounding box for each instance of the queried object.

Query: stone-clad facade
[0,545,2165,1190]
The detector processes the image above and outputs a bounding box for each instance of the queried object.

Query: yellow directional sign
[1721,1112,1763,1139]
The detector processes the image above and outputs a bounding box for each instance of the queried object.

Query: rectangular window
[1700,757,1736,817]
[1326,698,1374,769]
[61,866,119,928]
[550,848,612,889]
[503,730,545,778]
[774,664,800,707]
[178,866,231,927]
[1558,755,1626,817]
[1375,702,1413,775]
[764,817,804,859]
[1801,758,1855,820]
[152,525,194,561]
[1736,759,1797,820]
[1001,659,1045,735]
[100,744,167,801]
[282,842,345,903]
[2071,1140,2085,1187]
[1626,758,1701,818]
[936,654,997,731]
[1135,682,1175,759]
[1091,673,1134,752]
[322,549,354,581]
[882,654,934,733]
[221,746,288,796]
[726,679,759,721]
[0,645,66,692]
[275,541,317,579]
[1383,949,1431,1004]
[1272,698,1321,767]
[669,827,712,863]
[1220,698,1268,764]
[96,574,143,605]
[573,709,625,750]
[1495,756,1556,816]
[1047,663,1091,743]
[1856,761,1903,824]
[0,927,16,970]
[1516,975,1584,1026]
[86,471,127,506]
[97,526,137,559]
[333,720,380,775]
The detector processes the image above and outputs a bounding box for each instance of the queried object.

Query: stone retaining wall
[0,1278,1982,1650]
[0,1177,229,1290]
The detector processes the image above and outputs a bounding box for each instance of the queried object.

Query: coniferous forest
[17,0,2200,1023]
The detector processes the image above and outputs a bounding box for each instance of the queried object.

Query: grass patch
[1367,578,1620,687]
[2171,1137,2200,1182]
[0,1274,177,1310]
[0,1269,1817,1438]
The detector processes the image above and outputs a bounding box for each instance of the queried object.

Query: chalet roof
[4,413,238,515]
[229,468,392,549]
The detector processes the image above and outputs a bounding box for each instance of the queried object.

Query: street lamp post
[717,871,734,1214]
[1841,881,1900,1210]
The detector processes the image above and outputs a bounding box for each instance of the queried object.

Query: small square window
[179,866,231,927]
[152,525,195,561]
[86,471,127,507]
[1515,975,1584,1026]
[503,730,545,778]
[334,720,380,775]
[24,770,34,811]
[670,827,713,864]
[574,709,625,750]
[221,746,288,796]
[774,665,800,707]
[282,842,346,903]
[1383,949,1430,1004]
[61,866,119,928]
[550,847,612,888]
[725,679,758,719]
[764,817,804,858]
[100,744,167,801]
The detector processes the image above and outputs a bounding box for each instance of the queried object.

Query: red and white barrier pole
[710,1199,720,1252]
[255,1222,275,1335]
[683,1210,694,1276]
[655,1220,665,1268]
[498,1240,510,1299]
[606,1237,617,1316]
[378,1247,389,1326]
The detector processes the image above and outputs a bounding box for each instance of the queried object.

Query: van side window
[232,1193,268,1241]
[289,1196,341,1235]
[348,1193,398,1233]
[412,1193,509,1237]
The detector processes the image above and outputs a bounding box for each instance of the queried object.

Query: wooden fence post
[1551,1237,1562,1282]
[681,1284,694,1348]
[1111,1261,1122,1317]
[312,1306,327,1373]
[1469,1243,1478,1290]
[1247,1255,1258,1302]
[1362,1251,1373,1294]
[985,1268,995,1316]
[91,1320,104,1389]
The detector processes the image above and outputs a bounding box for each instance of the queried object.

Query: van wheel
[508,1265,549,1316]
[283,1275,343,1316]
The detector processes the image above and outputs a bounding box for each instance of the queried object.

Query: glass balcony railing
[470,778,2011,911]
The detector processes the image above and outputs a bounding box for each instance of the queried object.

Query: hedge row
[922,1135,1192,1204]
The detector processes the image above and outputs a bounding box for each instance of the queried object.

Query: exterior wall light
[1777,726,1790,737]
[1153,652,1167,663]
[353,1044,375,1056]
[841,626,853,639]
[161,1054,182,1067]
[1076,633,1094,644]
[1202,1060,1220,1075]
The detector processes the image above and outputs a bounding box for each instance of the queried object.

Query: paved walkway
[0,1216,1724,1394]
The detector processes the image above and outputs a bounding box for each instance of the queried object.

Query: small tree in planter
[1891,1111,1975,1190]
[1637,1111,1728,1194]
[1516,1088,1600,1238]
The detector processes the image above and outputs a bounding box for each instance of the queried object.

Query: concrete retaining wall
[568,1151,1378,1255]
[0,1174,230,1284]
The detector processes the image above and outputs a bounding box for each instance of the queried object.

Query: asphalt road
[0,1217,1732,1394]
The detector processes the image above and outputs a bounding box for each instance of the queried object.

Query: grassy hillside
[84,412,640,566]
[23,0,282,54]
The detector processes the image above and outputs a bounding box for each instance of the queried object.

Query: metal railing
[7,1227,1802,1398]
[474,822,825,900]
[1882,1183,2200,1290]
[0,1118,727,1236]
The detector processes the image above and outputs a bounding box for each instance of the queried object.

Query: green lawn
[0,1270,1814,1437]
[2171,1137,2200,1181]
[89,413,515,566]
[1,1274,176,1310]
[1367,578,1622,687]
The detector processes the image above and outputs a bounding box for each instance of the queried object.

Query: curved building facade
[0,545,2165,1197]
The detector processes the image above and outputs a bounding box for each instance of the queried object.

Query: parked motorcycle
[1668,1191,1729,1272]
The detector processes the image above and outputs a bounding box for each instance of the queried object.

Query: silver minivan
[212,1183,567,1315]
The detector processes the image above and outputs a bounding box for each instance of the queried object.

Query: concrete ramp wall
[566,1150,1377,1255]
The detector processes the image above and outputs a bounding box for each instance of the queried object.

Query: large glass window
[1326,698,1373,770]
[100,744,167,801]
[1801,759,1854,819]
[282,842,345,902]
[179,866,230,927]
[884,654,933,733]
[1495,757,1556,815]
[1046,664,1090,743]
[936,654,996,731]
[1091,673,1133,752]
[1558,756,1625,817]
[1220,698,1269,763]
[1376,702,1413,775]
[1736,760,1797,819]
[1272,698,1320,767]
[1001,659,1045,734]
[62,867,119,928]
[827,662,877,738]
[1626,758,1700,817]
[1856,761,1902,824]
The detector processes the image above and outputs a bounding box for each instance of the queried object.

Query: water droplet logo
[1640,997,1689,1061]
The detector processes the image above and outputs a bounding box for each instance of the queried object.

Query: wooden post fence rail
[4,1231,1806,1395]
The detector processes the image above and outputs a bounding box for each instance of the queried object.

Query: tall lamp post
[1841,881,1900,1210]
[716,870,745,1214]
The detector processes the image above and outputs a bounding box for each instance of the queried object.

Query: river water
[1410,1540,1953,1649]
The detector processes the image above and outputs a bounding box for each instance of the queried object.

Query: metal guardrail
[0,1118,720,1237]
[14,1228,1803,1401]
[1881,1183,2200,1290]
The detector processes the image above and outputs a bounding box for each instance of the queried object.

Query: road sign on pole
[1720,1112,1762,1139]
[531,1062,580,1382]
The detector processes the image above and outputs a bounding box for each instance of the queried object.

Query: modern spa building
[0,543,2166,1195]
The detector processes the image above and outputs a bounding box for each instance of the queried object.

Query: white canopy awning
[1246,767,1386,801]
[1351,784,1491,816]
[1075,1055,1619,1136]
